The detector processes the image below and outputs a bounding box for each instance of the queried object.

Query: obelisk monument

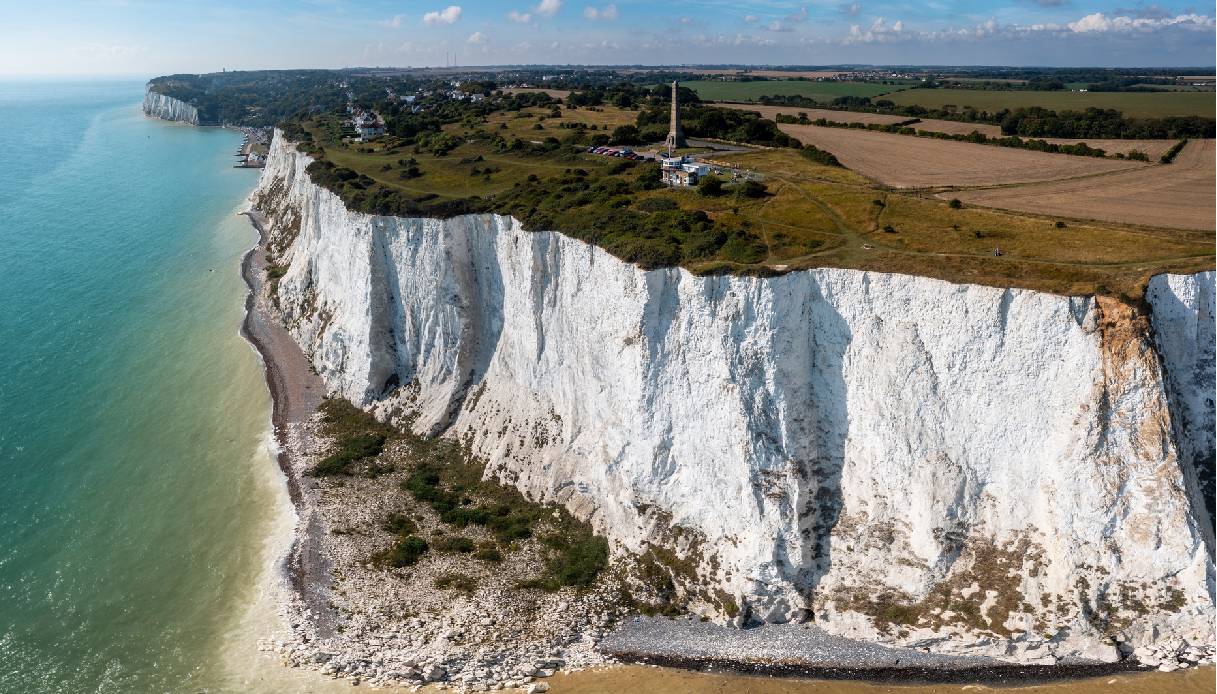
[665,81,688,153]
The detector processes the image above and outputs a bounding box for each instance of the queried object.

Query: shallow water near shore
[0,80,282,692]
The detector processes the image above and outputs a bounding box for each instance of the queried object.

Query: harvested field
[716,103,1002,137]
[1040,138,1180,160]
[503,87,572,99]
[770,123,1148,188]
[948,139,1216,231]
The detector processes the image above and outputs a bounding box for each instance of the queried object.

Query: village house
[660,155,710,187]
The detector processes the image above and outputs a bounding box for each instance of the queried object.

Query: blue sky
[0,0,1213,75]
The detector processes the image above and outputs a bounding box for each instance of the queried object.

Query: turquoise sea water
[0,81,281,692]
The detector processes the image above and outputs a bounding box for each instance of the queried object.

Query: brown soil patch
[949,140,1216,231]
[717,103,1002,137]
[767,123,1148,188]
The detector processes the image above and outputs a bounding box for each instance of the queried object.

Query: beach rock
[422,664,447,682]
[524,684,550,694]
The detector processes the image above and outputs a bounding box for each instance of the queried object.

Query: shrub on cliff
[374,536,429,567]
[311,432,386,476]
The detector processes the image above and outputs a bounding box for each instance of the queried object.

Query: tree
[610,124,641,145]
[736,180,768,198]
[697,175,725,197]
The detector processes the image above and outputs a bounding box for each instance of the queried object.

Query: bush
[697,175,725,197]
[800,144,842,167]
[736,180,768,198]
[435,572,478,593]
[434,535,476,553]
[1161,139,1188,164]
[310,433,386,476]
[382,512,417,535]
[610,124,641,145]
[474,545,503,562]
[948,198,963,209]
[549,536,609,587]
[375,536,429,567]
[636,197,679,212]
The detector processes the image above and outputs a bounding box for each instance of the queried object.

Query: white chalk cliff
[142,87,199,125]
[252,131,1215,665]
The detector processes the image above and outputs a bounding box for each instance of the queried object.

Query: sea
[0,80,293,693]
[0,79,1208,694]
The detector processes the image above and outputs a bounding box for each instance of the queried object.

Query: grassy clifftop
[285,102,1212,298]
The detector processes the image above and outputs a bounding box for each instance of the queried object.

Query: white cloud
[380,14,406,28]
[584,4,618,20]
[844,16,906,43]
[467,31,486,44]
[422,5,462,25]
[1067,11,1213,32]
[508,10,532,23]
[535,0,562,17]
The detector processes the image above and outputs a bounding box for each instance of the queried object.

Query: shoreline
[238,210,336,637]
[232,208,1153,686]
[232,205,1182,691]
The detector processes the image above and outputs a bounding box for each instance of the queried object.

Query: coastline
[238,210,335,636]
[233,206,1170,692]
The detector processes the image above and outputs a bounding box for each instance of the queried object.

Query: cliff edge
[142,86,199,125]
[250,129,1215,666]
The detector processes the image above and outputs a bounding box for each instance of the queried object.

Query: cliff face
[252,132,1215,664]
[142,87,199,125]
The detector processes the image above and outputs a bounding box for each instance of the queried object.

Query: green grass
[682,80,914,103]
[886,88,1217,118]
[293,106,1213,297]
[308,399,396,476]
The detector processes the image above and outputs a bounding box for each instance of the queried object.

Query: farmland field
[949,139,1216,231]
[770,123,1147,188]
[885,88,1217,118]
[717,103,1003,137]
[687,69,848,79]
[683,79,912,103]
[1040,138,1179,159]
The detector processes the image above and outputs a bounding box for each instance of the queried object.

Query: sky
[0,0,1213,76]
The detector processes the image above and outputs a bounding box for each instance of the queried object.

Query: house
[357,121,386,140]
[660,155,710,187]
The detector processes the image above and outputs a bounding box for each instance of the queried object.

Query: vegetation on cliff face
[314,398,609,590]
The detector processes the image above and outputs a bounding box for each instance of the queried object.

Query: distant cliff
[142,86,199,125]
[251,129,1215,666]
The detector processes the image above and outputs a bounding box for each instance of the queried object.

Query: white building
[660,155,710,187]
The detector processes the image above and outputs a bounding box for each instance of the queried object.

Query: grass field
[683,80,913,103]
[296,104,1212,297]
[886,88,1217,118]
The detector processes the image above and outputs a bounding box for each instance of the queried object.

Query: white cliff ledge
[142,87,199,125]
[251,130,1215,665]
